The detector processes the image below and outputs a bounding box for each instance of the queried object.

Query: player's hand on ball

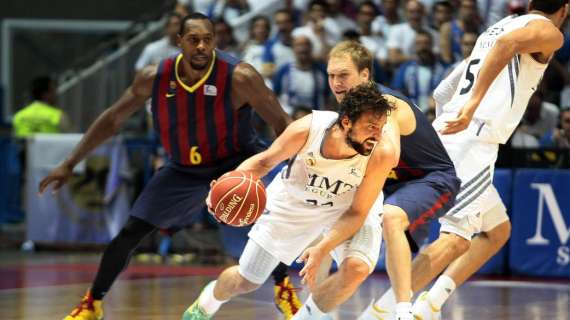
[205,180,220,222]
[205,180,216,211]
[38,163,73,195]
[297,246,326,290]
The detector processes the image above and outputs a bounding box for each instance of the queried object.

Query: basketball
[210,170,266,227]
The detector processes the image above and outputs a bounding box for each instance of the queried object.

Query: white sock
[395,302,412,319]
[427,275,456,309]
[292,295,325,319]
[198,281,227,315]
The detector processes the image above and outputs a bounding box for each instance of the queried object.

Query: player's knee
[450,234,471,256]
[339,257,370,286]
[383,210,409,235]
[440,232,470,256]
[485,221,511,245]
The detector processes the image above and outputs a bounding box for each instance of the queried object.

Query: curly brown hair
[337,82,393,126]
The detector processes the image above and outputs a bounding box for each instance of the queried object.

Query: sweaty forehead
[182,20,214,36]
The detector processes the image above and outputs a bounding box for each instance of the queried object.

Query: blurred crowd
[12,0,570,149]
[152,0,570,151]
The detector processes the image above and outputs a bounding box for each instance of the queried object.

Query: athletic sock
[292,295,325,319]
[427,275,456,310]
[395,302,413,320]
[198,281,227,315]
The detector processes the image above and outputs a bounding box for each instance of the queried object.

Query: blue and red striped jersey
[151,50,263,175]
[378,84,455,186]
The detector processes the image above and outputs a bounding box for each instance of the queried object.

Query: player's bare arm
[442,20,563,134]
[236,114,311,179]
[38,65,156,194]
[232,62,292,136]
[298,138,398,288]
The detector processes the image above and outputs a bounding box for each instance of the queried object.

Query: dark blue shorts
[130,166,211,229]
[384,169,460,250]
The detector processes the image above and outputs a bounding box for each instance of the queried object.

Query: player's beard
[346,128,375,156]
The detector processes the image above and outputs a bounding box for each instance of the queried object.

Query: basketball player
[183,83,398,320]
[324,41,460,320]
[38,13,291,320]
[364,1,568,319]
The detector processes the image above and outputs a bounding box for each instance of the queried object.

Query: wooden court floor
[1,252,569,320]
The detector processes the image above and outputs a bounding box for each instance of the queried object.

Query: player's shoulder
[371,136,399,168]
[288,113,314,133]
[232,62,262,85]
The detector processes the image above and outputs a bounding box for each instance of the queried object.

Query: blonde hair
[329,41,373,78]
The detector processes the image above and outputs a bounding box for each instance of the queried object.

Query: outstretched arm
[232,63,292,136]
[39,66,156,194]
[236,114,311,178]
[441,19,563,134]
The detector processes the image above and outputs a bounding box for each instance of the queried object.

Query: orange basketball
[210,170,266,227]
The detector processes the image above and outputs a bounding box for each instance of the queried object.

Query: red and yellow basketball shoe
[63,290,103,320]
[274,276,302,319]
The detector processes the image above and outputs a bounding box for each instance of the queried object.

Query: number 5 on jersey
[460,59,481,95]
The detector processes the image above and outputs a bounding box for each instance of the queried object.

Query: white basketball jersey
[441,14,550,144]
[266,110,372,224]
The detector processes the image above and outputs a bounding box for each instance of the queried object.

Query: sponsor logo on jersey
[305,173,355,199]
[204,84,217,96]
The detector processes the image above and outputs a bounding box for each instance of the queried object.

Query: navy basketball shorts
[130,166,211,229]
[384,169,460,251]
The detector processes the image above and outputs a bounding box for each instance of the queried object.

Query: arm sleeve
[433,60,467,116]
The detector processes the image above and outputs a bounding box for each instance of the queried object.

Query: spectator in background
[439,0,481,64]
[208,0,250,22]
[213,18,240,57]
[477,0,510,28]
[261,9,297,79]
[372,0,402,39]
[135,12,182,72]
[356,1,389,66]
[241,15,272,73]
[392,31,446,112]
[386,0,438,66]
[541,107,570,148]
[272,35,330,113]
[13,76,71,138]
[511,123,540,148]
[325,0,358,33]
[292,0,339,62]
[519,90,560,140]
[431,0,453,31]
[460,31,478,59]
